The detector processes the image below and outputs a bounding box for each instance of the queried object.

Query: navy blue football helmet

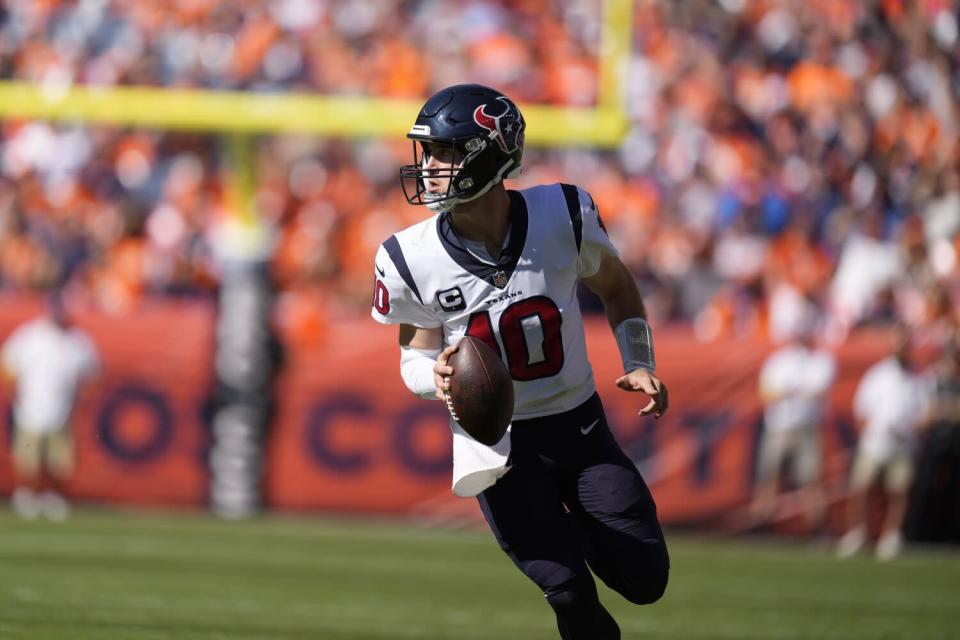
[400,84,525,213]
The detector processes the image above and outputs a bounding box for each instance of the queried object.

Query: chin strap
[426,197,459,213]
[426,179,495,213]
[425,158,519,213]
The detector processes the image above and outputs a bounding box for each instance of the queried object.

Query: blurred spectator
[837,328,935,560]
[905,337,960,543]
[751,310,836,532]
[827,211,902,339]
[0,0,956,346]
[1,294,99,520]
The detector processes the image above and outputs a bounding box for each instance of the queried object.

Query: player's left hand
[616,369,669,419]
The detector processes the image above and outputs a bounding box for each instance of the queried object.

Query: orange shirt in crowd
[231,14,280,83]
[787,62,853,113]
[1,234,56,289]
[370,35,429,99]
[92,237,147,314]
[764,226,833,296]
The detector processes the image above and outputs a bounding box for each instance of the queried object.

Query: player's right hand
[433,344,459,401]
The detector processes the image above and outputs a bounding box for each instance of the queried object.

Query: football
[445,335,514,445]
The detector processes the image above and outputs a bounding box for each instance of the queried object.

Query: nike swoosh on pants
[580,419,599,435]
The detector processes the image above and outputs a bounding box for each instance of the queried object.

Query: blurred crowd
[0,0,958,348]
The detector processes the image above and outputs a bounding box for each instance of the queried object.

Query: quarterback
[371,84,669,639]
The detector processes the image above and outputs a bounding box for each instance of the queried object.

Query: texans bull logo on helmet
[473,97,525,155]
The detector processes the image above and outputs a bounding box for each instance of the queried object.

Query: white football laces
[443,386,460,422]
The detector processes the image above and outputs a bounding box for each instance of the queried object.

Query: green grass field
[0,509,957,640]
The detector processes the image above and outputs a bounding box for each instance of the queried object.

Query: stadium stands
[0,0,957,350]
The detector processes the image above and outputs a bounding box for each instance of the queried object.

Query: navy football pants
[478,393,669,639]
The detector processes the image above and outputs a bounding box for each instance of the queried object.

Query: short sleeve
[574,188,618,278]
[1,327,25,376]
[370,243,441,329]
[815,352,837,392]
[853,364,879,420]
[759,352,782,395]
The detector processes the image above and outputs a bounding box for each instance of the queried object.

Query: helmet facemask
[401,137,491,213]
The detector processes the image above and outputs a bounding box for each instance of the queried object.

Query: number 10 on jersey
[465,296,564,381]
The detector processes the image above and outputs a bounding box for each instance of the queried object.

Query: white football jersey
[371,183,617,420]
[2,317,99,434]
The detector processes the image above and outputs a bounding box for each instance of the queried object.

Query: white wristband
[400,346,442,399]
[614,317,656,373]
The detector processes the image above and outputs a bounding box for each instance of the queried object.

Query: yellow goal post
[0,0,632,228]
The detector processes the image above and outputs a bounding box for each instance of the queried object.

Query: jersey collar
[436,190,528,289]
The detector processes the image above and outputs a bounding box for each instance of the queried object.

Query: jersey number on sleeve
[465,295,564,381]
[373,279,390,315]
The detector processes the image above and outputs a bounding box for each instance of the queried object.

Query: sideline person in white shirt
[837,329,934,560]
[2,296,99,520]
[752,319,836,531]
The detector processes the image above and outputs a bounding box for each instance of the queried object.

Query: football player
[371,84,669,639]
